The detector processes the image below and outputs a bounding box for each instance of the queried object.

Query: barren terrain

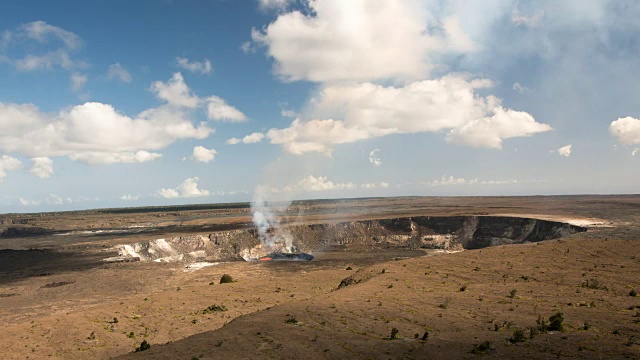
[0,195,639,359]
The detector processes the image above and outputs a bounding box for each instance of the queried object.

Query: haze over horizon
[1,0,640,213]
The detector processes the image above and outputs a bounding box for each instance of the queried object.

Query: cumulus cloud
[29,157,53,178]
[150,72,200,108]
[227,132,264,145]
[20,20,82,49]
[511,8,544,27]
[369,149,381,166]
[0,155,21,182]
[251,0,437,82]
[0,72,252,165]
[258,0,294,11]
[158,177,210,198]
[176,57,212,75]
[1,21,86,73]
[445,107,552,149]
[120,194,140,201]
[512,82,527,94]
[192,146,217,163]
[68,151,162,165]
[267,76,551,153]
[424,175,547,187]
[610,117,640,145]
[107,63,132,83]
[70,73,87,91]
[206,96,247,122]
[271,175,389,193]
[558,144,572,157]
[427,175,469,186]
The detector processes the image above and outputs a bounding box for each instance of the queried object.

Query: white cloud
[558,144,572,157]
[424,175,546,187]
[158,177,210,198]
[281,109,296,118]
[29,157,53,178]
[1,21,86,72]
[369,149,381,166]
[70,73,87,91]
[226,132,264,145]
[633,148,639,157]
[120,194,140,201]
[0,155,21,182]
[150,72,200,108]
[610,116,640,145]
[0,101,210,158]
[271,175,389,193]
[427,175,468,187]
[512,82,527,94]
[19,197,40,206]
[20,21,82,49]
[267,76,551,153]
[206,96,247,122]
[107,63,132,83]
[14,49,79,71]
[251,0,437,82]
[511,8,544,27]
[192,146,217,163]
[258,0,294,11]
[68,151,162,165]
[0,73,231,164]
[176,57,212,75]
[445,107,552,149]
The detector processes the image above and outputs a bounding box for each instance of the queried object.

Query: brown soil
[0,195,638,359]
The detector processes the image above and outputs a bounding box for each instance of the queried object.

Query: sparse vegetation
[438,298,451,309]
[471,341,493,355]
[509,329,526,343]
[630,289,638,297]
[285,315,298,324]
[202,304,227,314]
[345,266,353,270]
[220,274,234,284]
[388,327,399,340]
[548,312,564,331]
[581,279,607,290]
[135,340,150,352]
[127,332,135,338]
[507,289,517,298]
[460,284,468,292]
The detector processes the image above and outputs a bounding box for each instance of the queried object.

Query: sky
[1,0,640,213]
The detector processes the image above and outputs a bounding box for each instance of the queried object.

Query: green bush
[135,340,150,352]
[509,329,526,343]
[220,274,234,284]
[548,312,564,331]
[202,304,227,314]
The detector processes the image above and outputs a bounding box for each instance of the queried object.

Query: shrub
[548,312,564,331]
[581,279,607,290]
[471,341,492,355]
[346,266,353,270]
[630,289,637,297]
[285,316,298,324]
[509,329,526,343]
[460,284,468,292]
[508,289,517,298]
[202,304,227,314]
[127,332,135,338]
[220,274,234,284]
[536,315,548,333]
[389,327,399,340]
[135,340,150,352]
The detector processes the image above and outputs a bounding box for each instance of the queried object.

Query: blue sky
[1,0,639,213]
